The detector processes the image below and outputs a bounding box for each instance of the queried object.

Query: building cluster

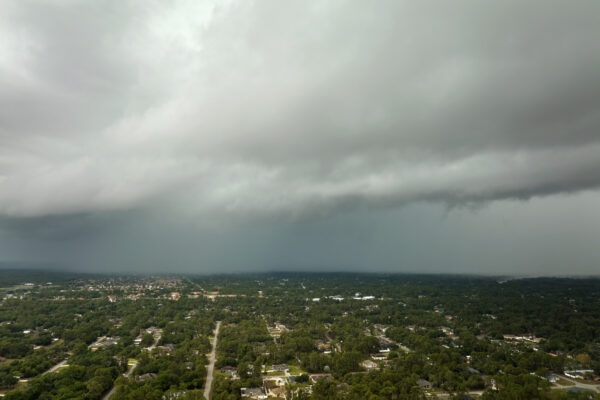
[203,291,245,301]
[267,322,289,340]
[89,336,120,351]
[237,366,339,399]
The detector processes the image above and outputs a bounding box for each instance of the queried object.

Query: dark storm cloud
[1,0,600,219]
[1,1,600,274]
[2,192,599,275]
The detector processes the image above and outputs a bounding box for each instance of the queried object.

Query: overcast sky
[1,0,600,275]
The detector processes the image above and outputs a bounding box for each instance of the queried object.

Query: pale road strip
[102,330,161,399]
[101,361,138,400]
[551,375,600,392]
[203,321,221,400]
[43,359,68,374]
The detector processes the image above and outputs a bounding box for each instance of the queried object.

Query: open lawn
[554,378,574,386]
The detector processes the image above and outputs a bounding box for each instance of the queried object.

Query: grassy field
[288,365,307,375]
[554,378,575,386]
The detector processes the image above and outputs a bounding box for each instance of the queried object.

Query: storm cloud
[1,1,599,274]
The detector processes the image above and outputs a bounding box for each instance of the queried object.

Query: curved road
[101,361,137,400]
[43,359,68,374]
[101,332,159,400]
[203,321,221,400]
[552,375,600,393]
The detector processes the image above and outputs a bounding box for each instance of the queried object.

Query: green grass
[288,365,306,375]
[0,381,28,395]
[554,378,574,386]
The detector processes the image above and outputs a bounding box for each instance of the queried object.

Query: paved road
[552,375,600,392]
[101,331,161,400]
[43,359,68,374]
[146,332,161,351]
[101,361,138,400]
[203,321,221,400]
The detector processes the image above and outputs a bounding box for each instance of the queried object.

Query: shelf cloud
[1,1,599,273]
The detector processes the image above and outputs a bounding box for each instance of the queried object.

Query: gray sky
[1,0,600,275]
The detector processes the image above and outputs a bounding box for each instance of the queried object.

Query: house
[564,370,593,379]
[145,326,160,334]
[275,323,288,331]
[156,343,175,355]
[361,360,379,372]
[220,366,238,376]
[162,391,187,400]
[316,340,331,353]
[441,327,454,335]
[352,295,375,300]
[272,364,290,373]
[502,334,543,343]
[267,386,286,398]
[136,373,157,382]
[263,377,287,398]
[309,374,332,383]
[241,387,267,399]
[417,379,432,389]
[89,336,120,351]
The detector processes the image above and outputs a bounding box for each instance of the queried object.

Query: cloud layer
[1,1,600,275]
[1,0,599,220]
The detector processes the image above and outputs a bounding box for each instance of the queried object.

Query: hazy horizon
[2,261,600,279]
[1,1,600,275]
